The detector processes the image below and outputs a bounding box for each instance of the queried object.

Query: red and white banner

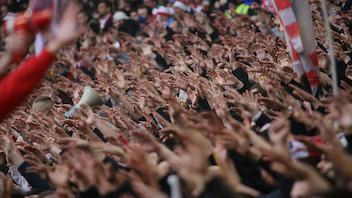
[273,0,320,96]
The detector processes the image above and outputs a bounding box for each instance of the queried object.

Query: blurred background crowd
[1,0,352,198]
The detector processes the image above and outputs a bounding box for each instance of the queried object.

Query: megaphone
[65,86,103,118]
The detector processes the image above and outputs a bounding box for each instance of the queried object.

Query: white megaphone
[65,86,103,118]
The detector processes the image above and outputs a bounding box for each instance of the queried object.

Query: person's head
[0,5,8,20]
[317,154,335,179]
[97,1,112,18]
[135,32,149,43]
[157,6,171,22]
[173,1,186,17]
[118,0,131,10]
[143,0,157,9]
[130,11,138,21]
[113,11,129,28]
[169,21,182,33]
[137,5,150,19]
[77,12,89,26]
[184,0,194,6]
[26,96,54,123]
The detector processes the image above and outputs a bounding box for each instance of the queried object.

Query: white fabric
[35,32,45,56]
[3,12,16,21]
[271,26,281,37]
[275,0,320,96]
[288,139,309,159]
[113,11,129,22]
[252,111,263,122]
[152,8,158,15]
[173,1,187,11]
[179,89,188,104]
[157,6,171,16]
[279,7,297,26]
[99,18,107,29]
[10,166,31,192]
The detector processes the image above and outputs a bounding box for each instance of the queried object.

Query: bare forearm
[204,23,214,35]
[158,144,181,163]
[111,92,139,120]
[95,119,119,138]
[244,127,272,150]
[8,150,25,168]
[81,125,103,143]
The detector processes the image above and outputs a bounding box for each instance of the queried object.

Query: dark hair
[138,5,152,15]
[175,21,182,29]
[211,39,224,46]
[135,31,149,38]
[98,0,113,9]
[78,11,89,17]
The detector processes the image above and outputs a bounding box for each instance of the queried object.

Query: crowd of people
[1,0,352,197]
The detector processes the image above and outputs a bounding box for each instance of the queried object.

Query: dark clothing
[0,164,8,175]
[57,89,74,106]
[228,150,276,194]
[79,180,135,198]
[100,16,114,34]
[345,133,352,154]
[341,1,352,12]
[198,176,237,198]
[189,26,219,41]
[103,156,130,172]
[80,66,96,80]
[119,19,140,37]
[232,67,251,94]
[18,161,52,191]
[79,187,100,198]
[88,19,101,35]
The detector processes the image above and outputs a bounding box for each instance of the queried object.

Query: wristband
[106,121,119,132]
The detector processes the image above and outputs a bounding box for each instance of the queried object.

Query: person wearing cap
[184,0,203,13]
[156,6,174,28]
[173,1,187,21]
[113,11,140,37]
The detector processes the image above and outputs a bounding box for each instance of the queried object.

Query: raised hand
[219,69,243,89]
[268,119,291,161]
[0,174,13,198]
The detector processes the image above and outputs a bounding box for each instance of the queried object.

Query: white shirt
[99,18,108,29]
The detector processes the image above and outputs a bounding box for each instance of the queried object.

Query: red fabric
[0,49,56,122]
[157,12,171,17]
[274,0,290,11]
[285,22,300,39]
[309,51,319,67]
[118,135,129,146]
[305,69,320,86]
[290,41,300,61]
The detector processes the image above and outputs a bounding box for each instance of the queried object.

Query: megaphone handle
[65,107,78,118]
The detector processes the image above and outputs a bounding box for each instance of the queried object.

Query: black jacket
[100,16,114,34]
[119,19,140,37]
